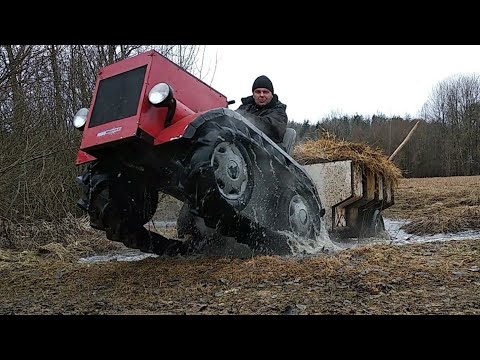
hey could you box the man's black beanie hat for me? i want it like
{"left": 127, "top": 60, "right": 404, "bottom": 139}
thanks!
{"left": 252, "top": 75, "right": 274, "bottom": 94}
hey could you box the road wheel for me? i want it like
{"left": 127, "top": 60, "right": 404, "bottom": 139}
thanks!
{"left": 211, "top": 141, "right": 254, "bottom": 210}
{"left": 277, "top": 190, "right": 319, "bottom": 240}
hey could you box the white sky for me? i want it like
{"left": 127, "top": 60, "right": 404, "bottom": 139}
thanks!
{"left": 201, "top": 45, "right": 480, "bottom": 123}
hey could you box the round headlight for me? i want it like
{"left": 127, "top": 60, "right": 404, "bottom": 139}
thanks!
{"left": 73, "top": 108, "right": 88, "bottom": 129}
{"left": 148, "top": 83, "right": 172, "bottom": 106}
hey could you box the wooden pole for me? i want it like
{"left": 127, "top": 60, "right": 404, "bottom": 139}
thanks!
{"left": 388, "top": 121, "right": 420, "bottom": 161}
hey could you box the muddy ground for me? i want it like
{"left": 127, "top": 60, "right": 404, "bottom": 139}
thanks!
{"left": 1, "top": 176, "right": 479, "bottom": 315}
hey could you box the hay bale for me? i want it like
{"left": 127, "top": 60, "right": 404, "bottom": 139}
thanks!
{"left": 293, "top": 134, "right": 402, "bottom": 187}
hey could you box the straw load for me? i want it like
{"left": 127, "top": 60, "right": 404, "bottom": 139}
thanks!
{"left": 292, "top": 134, "right": 402, "bottom": 188}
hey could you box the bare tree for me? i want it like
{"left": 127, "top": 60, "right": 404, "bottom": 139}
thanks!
{"left": 421, "top": 73, "right": 480, "bottom": 175}
{"left": 0, "top": 45, "right": 217, "bottom": 225}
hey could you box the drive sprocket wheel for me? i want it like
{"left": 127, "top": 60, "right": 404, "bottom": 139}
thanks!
{"left": 78, "top": 162, "right": 158, "bottom": 240}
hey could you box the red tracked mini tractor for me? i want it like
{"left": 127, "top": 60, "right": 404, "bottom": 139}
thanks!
{"left": 74, "top": 50, "right": 394, "bottom": 256}
{"left": 73, "top": 50, "right": 327, "bottom": 256}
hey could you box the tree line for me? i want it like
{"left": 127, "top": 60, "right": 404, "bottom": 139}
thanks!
{"left": 0, "top": 45, "right": 478, "bottom": 224}
{"left": 289, "top": 73, "right": 480, "bottom": 179}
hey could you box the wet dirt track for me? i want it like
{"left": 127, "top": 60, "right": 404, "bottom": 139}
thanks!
{"left": 1, "top": 239, "right": 479, "bottom": 315}
{"left": 2, "top": 176, "right": 480, "bottom": 315}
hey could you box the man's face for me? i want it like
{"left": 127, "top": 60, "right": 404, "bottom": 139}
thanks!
{"left": 253, "top": 88, "right": 273, "bottom": 107}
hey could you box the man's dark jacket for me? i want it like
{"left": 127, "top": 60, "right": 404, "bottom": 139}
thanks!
{"left": 235, "top": 94, "right": 287, "bottom": 144}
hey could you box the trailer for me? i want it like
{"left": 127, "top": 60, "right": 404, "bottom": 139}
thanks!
{"left": 304, "top": 160, "right": 394, "bottom": 240}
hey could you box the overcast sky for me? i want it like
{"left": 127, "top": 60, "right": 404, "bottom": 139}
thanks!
{"left": 201, "top": 45, "right": 480, "bottom": 123}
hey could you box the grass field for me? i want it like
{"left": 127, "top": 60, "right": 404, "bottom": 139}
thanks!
{"left": 383, "top": 175, "right": 480, "bottom": 234}
{"left": 0, "top": 176, "right": 479, "bottom": 314}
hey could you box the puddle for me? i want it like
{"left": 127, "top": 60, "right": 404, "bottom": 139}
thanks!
{"left": 385, "top": 218, "right": 480, "bottom": 245}
{"left": 153, "top": 220, "right": 176, "bottom": 228}
{"left": 79, "top": 248, "right": 158, "bottom": 264}
{"left": 79, "top": 218, "right": 480, "bottom": 263}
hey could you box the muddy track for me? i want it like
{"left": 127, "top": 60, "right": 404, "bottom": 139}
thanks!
{"left": 1, "top": 238, "right": 479, "bottom": 315}
{"left": 2, "top": 176, "right": 480, "bottom": 315}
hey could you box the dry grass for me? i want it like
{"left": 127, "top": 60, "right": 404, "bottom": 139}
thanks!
{"left": 1, "top": 176, "right": 480, "bottom": 314}
{"left": 152, "top": 193, "right": 183, "bottom": 221}
{"left": 1, "top": 239, "right": 479, "bottom": 314}
{"left": 0, "top": 214, "right": 120, "bottom": 258}
{"left": 401, "top": 206, "right": 480, "bottom": 235}
{"left": 383, "top": 176, "right": 480, "bottom": 235}
{"left": 293, "top": 134, "right": 402, "bottom": 187}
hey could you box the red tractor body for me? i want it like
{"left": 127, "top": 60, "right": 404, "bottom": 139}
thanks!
{"left": 76, "top": 50, "right": 227, "bottom": 165}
